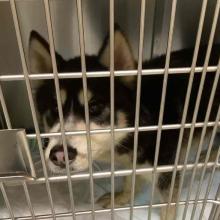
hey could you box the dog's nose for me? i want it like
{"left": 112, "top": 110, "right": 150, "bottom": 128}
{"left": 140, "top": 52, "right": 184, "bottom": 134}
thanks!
{"left": 49, "top": 145, "right": 77, "bottom": 167}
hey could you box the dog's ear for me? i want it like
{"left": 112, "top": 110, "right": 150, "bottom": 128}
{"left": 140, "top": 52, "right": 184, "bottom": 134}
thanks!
{"left": 98, "top": 27, "right": 136, "bottom": 87}
{"left": 35, "top": 80, "right": 56, "bottom": 130}
{"left": 29, "top": 31, "right": 64, "bottom": 73}
{"left": 35, "top": 80, "right": 53, "bottom": 114}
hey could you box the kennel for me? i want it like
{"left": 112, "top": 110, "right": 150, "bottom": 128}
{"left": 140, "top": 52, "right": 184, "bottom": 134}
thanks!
{"left": 0, "top": 0, "right": 220, "bottom": 219}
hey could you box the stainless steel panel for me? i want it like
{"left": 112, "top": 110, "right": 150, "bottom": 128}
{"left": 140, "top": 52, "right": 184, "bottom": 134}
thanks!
{"left": 0, "top": 129, "right": 36, "bottom": 181}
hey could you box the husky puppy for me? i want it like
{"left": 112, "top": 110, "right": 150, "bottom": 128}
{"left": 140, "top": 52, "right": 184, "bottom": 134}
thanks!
{"left": 30, "top": 29, "right": 220, "bottom": 219}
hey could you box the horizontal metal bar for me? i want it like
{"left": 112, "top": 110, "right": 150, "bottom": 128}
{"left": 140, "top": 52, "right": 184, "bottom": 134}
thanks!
{"left": 0, "top": 0, "right": 32, "bottom": 1}
{"left": 3, "top": 0, "right": 43, "bottom": 1}
{"left": 3, "top": 162, "right": 215, "bottom": 184}
{"left": 0, "top": 0, "right": 48, "bottom": 1}
{"left": 0, "top": 66, "right": 218, "bottom": 81}
{"left": 1, "top": 199, "right": 219, "bottom": 220}
{"left": 26, "top": 121, "right": 220, "bottom": 138}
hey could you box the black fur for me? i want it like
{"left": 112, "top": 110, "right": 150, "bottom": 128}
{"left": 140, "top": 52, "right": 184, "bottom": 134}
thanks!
{"left": 139, "top": 46, "right": 220, "bottom": 192}
{"left": 140, "top": 46, "right": 220, "bottom": 164}
{"left": 114, "top": 45, "right": 220, "bottom": 168}
{"left": 32, "top": 30, "right": 220, "bottom": 192}
{"left": 32, "top": 31, "right": 135, "bottom": 132}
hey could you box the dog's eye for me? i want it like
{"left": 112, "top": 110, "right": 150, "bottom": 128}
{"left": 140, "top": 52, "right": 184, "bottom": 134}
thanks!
{"left": 51, "top": 105, "right": 58, "bottom": 115}
{"left": 47, "top": 107, "right": 58, "bottom": 125}
{"left": 54, "top": 106, "right": 58, "bottom": 113}
{"left": 43, "top": 138, "right": 49, "bottom": 149}
{"left": 89, "top": 99, "right": 103, "bottom": 116}
{"left": 51, "top": 95, "right": 59, "bottom": 114}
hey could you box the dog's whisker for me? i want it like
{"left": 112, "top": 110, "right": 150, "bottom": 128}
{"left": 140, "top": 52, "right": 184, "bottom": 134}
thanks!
{"left": 117, "top": 143, "right": 130, "bottom": 151}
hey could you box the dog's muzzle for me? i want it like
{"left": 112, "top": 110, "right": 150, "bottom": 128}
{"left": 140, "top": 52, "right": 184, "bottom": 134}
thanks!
{"left": 49, "top": 145, "right": 77, "bottom": 168}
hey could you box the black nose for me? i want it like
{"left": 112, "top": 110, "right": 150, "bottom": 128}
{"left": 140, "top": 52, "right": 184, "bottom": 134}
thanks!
{"left": 49, "top": 145, "right": 77, "bottom": 167}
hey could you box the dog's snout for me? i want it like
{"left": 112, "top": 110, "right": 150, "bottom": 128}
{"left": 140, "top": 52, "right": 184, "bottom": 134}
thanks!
{"left": 49, "top": 145, "right": 77, "bottom": 167}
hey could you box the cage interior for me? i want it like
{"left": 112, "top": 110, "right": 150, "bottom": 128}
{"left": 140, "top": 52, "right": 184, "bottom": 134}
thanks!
{"left": 0, "top": 0, "right": 219, "bottom": 219}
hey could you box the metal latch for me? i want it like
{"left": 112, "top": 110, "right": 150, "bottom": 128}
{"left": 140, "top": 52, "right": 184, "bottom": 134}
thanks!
{"left": 0, "top": 129, "right": 36, "bottom": 181}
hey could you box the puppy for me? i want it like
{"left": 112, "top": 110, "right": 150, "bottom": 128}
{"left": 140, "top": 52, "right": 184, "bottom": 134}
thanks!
{"left": 29, "top": 29, "right": 220, "bottom": 219}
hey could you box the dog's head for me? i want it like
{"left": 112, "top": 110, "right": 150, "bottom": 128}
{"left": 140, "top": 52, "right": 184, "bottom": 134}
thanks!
{"left": 29, "top": 29, "right": 136, "bottom": 173}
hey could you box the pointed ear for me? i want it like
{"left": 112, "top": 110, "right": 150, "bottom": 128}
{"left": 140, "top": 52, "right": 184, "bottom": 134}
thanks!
{"left": 29, "top": 31, "right": 53, "bottom": 73}
{"left": 98, "top": 28, "right": 136, "bottom": 87}
{"left": 29, "top": 31, "right": 65, "bottom": 74}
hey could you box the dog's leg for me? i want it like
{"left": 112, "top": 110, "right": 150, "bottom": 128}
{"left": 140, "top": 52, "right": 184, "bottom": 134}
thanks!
{"left": 158, "top": 172, "right": 180, "bottom": 220}
{"left": 97, "top": 151, "right": 150, "bottom": 208}
{"left": 97, "top": 174, "right": 131, "bottom": 208}
{"left": 98, "top": 172, "right": 148, "bottom": 208}
{"left": 113, "top": 174, "right": 132, "bottom": 207}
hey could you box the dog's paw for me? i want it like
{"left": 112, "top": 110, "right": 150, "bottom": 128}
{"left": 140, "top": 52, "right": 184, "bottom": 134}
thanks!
{"left": 97, "top": 192, "right": 131, "bottom": 208}
{"left": 114, "top": 192, "right": 131, "bottom": 207}
{"left": 97, "top": 193, "right": 112, "bottom": 208}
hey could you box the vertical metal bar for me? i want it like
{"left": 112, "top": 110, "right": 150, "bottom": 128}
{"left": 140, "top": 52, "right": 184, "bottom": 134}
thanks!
{"left": 213, "top": 207, "right": 220, "bottom": 220}
{"left": 22, "top": 181, "right": 35, "bottom": 219}
{"left": 75, "top": 0, "right": 96, "bottom": 219}
{"left": 43, "top": 1, "right": 76, "bottom": 219}
{"left": 208, "top": 185, "right": 220, "bottom": 220}
{"left": 9, "top": 1, "right": 56, "bottom": 219}
{"left": 130, "top": 0, "right": 146, "bottom": 220}
{"left": 0, "top": 85, "right": 12, "bottom": 128}
{"left": 182, "top": 60, "right": 220, "bottom": 219}
{"left": 199, "top": 143, "right": 220, "bottom": 219}
{"left": 209, "top": 205, "right": 218, "bottom": 220}
{"left": 150, "top": 0, "right": 159, "bottom": 59}
{"left": 148, "top": 0, "right": 177, "bottom": 219}
{"left": 212, "top": 185, "right": 220, "bottom": 220}
{"left": 174, "top": 1, "right": 220, "bottom": 218}
{"left": 164, "top": 1, "right": 208, "bottom": 219}
{"left": 208, "top": 207, "right": 216, "bottom": 220}
{"left": 0, "top": 182, "right": 15, "bottom": 220}
{"left": 109, "top": 0, "right": 115, "bottom": 219}
{"left": 189, "top": 59, "right": 220, "bottom": 220}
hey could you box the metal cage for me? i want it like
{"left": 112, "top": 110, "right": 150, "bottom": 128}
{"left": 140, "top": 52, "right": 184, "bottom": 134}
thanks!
{"left": 0, "top": 0, "right": 219, "bottom": 219}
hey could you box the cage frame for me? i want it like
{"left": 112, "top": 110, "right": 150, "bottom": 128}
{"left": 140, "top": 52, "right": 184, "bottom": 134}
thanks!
{"left": 0, "top": 0, "right": 219, "bottom": 219}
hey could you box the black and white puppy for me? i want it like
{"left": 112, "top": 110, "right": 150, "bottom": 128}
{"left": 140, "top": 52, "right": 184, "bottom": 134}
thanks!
{"left": 29, "top": 29, "right": 220, "bottom": 219}
{"left": 30, "top": 30, "right": 136, "bottom": 173}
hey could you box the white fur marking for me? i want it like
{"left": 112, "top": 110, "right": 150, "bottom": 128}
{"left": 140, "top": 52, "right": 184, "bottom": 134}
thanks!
{"left": 60, "top": 89, "right": 67, "bottom": 105}
{"left": 78, "top": 89, "right": 92, "bottom": 105}
{"left": 44, "top": 110, "right": 129, "bottom": 173}
{"left": 30, "top": 38, "right": 52, "bottom": 73}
